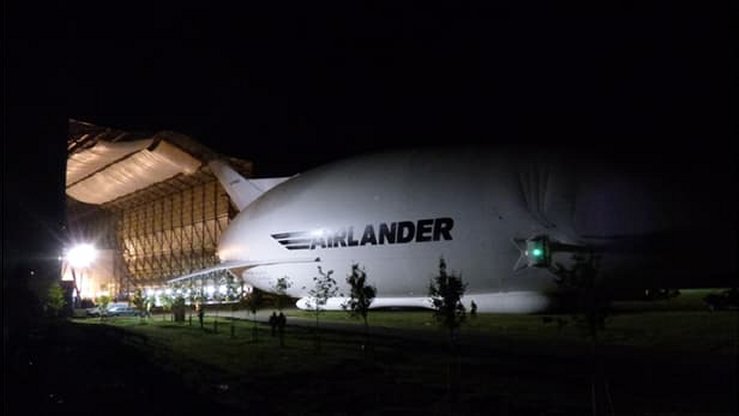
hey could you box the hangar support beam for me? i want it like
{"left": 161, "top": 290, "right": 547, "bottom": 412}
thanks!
{"left": 106, "top": 169, "right": 232, "bottom": 289}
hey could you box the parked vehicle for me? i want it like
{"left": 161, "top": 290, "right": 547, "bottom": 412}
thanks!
{"left": 85, "top": 302, "right": 137, "bottom": 317}
{"left": 107, "top": 305, "right": 140, "bottom": 317}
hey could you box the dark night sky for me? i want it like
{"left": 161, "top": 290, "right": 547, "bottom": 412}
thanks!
{"left": 56, "top": 2, "right": 731, "bottom": 174}
{"left": 4, "top": 1, "right": 735, "bottom": 266}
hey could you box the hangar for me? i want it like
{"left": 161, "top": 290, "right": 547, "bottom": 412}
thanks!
{"left": 64, "top": 119, "right": 253, "bottom": 304}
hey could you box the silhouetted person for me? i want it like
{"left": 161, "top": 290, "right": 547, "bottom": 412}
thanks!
{"left": 197, "top": 304, "right": 204, "bottom": 329}
{"left": 470, "top": 300, "right": 477, "bottom": 318}
{"left": 269, "top": 311, "right": 278, "bottom": 337}
{"left": 277, "top": 312, "right": 286, "bottom": 347}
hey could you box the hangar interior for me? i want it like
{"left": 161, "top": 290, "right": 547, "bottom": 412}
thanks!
{"left": 65, "top": 119, "right": 253, "bottom": 304}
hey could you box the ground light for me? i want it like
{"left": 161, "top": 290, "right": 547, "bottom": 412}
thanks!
{"left": 65, "top": 243, "right": 98, "bottom": 303}
{"left": 66, "top": 243, "right": 98, "bottom": 268}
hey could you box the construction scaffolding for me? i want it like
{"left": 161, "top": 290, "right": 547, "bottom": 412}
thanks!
{"left": 66, "top": 120, "right": 252, "bottom": 300}
{"left": 105, "top": 168, "right": 235, "bottom": 289}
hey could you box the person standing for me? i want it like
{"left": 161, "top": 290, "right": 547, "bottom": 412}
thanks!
{"left": 277, "top": 312, "right": 287, "bottom": 347}
{"left": 197, "top": 303, "right": 205, "bottom": 329}
{"left": 269, "top": 311, "right": 278, "bottom": 337}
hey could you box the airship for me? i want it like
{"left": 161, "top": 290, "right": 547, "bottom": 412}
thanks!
{"left": 170, "top": 146, "right": 735, "bottom": 313}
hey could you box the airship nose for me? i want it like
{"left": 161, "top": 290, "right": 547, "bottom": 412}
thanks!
{"left": 217, "top": 211, "right": 252, "bottom": 261}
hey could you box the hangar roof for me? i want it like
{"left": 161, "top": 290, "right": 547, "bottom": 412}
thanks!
{"left": 67, "top": 119, "right": 252, "bottom": 206}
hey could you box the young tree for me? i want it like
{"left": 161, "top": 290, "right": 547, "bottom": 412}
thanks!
{"left": 306, "top": 266, "right": 338, "bottom": 350}
{"left": 145, "top": 294, "right": 156, "bottom": 318}
{"left": 131, "top": 289, "right": 147, "bottom": 321}
{"left": 271, "top": 276, "right": 293, "bottom": 312}
{"left": 428, "top": 257, "right": 467, "bottom": 405}
{"left": 342, "top": 264, "right": 376, "bottom": 332}
{"left": 428, "top": 257, "right": 467, "bottom": 346}
{"left": 96, "top": 295, "right": 111, "bottom": 320}
{"left": 223, "top": 274, "right": 241, "bottom": 337}
{"left": 270, "top": 277, "right": 293, "bottom": 347}
{"left": 159, "top": 292, "right": 174, "bottom": 321}
{"left": 188, "top": 284, "right": 203, "bottom": 325}
{"left": 342, "top": 264, "right": 377, "bottom": 354}
{"left": 242, "top": 288, "right": 264, "bottom": 341}
{"left": 550, "top": 252, "right": 609, "bottom": 341}
{"left": 223, "top": 273, "right": 241, "bottom": 302}
{"left": 172, "top": 295, "right": 187, "bottom": 322}
{"left": 44, "top": 281, "right": 67, "bottom": 319}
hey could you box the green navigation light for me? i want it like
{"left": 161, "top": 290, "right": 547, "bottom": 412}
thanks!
{"left": 525, "top": 236, "right": 550, "bottom": 267}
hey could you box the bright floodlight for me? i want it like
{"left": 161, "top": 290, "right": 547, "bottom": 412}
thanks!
{"left": 66, "top": 243, "right": 98, "bottom": 268}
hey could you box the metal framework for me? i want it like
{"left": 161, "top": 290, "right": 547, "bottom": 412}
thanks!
{"left": 104, "top": 166, "right": 243, "bottom": 292}
{"left": 67, "top": 119, "right": 254, "bottom": 298}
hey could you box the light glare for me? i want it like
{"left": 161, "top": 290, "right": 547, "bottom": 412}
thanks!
{"left": 66, "top": 243, "right": 98, "bottom": 268}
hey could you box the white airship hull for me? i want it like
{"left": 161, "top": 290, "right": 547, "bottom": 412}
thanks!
{"left": 206, "top": 146, "right": 735, "bottom": 313}
{"left": 216, "top": 148, "right": 586, "bottom": 313}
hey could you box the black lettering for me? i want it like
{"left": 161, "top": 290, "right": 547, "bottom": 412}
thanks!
{"left": 310, "top": 237, "right": 327, "bottom": 250}
{"left": 294, "top": 218, "right": 453, "bottom": 250}
{"left": 416, "top": 219, "right": 434, "bottom": 242}
{"left": 360, "top": 225, "right": 377, "bottom": 246}
{"left": 397, "top": 221, "right": 416, "bottom": 243}
{"left": 333, "top": 229, "right": 347, "bottom": 247}
{"left": 347, "top": 227, "right": 359, "bottom": 246}
{"left": 433, "top": 217, "right": 454, "bottom": 241}
{"left": 378, "top": 223, "right": 396, "bottom": 244}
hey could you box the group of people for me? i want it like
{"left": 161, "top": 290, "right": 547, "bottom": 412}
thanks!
{"left": 194, "top": 304, "right": 288, "bottom": 341}
{"left": 268, "top": 311, "right": 287, "bottom": 337}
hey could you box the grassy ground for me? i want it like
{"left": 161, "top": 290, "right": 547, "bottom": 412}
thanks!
{"left": 286, "top": 288, "right": 737, "bottom": 354}
{"left": 64, "top": 290, "right": 737, "bottom": 415}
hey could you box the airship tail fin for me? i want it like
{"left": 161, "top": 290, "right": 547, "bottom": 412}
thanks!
{"left": 208, "top": 160, "right": 292, "bottom": 211}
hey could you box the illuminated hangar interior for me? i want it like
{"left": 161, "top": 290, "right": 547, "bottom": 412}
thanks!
{"left": 64, "top": 119, "right": 253, "bottom": 304}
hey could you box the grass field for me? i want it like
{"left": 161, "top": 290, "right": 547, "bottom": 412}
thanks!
{"left": 71, "top": 289, "right": 737, "bottom": 415}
